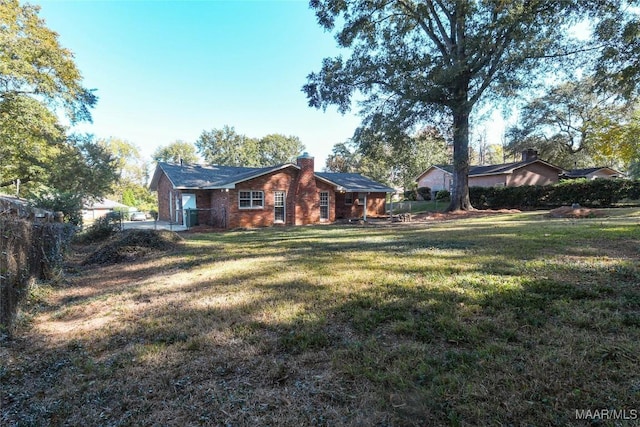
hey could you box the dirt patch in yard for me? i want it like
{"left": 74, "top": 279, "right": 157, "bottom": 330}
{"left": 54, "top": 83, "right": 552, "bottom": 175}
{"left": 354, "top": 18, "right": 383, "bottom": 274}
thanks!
{"left": 413, "top": 208, "right": 522, "bottom": 221}
{"left": 548, "top": 206, "right": 605, "bottom": 218}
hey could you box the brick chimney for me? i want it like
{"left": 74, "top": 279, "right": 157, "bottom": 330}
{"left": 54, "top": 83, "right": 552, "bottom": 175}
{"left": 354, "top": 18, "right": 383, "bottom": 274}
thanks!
{"left": 296, "top": 152, "right": 314, "bottom": 174}
{"left": 522, "top": 149, "right": 538, "bottom": 162}
{"left": 294, "top": 152, "right": 318, "bottom": 225}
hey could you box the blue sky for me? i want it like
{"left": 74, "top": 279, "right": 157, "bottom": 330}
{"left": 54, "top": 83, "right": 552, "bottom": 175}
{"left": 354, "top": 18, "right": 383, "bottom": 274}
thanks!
{"left": 33, "top": 0, "right": 362, "bottom": 168}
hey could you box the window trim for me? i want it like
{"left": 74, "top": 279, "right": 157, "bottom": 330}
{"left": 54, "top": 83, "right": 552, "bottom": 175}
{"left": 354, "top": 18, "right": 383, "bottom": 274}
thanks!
{"left": 274, "top": 191, "right": 285, "bottom": 223}
{"left": 320, "top": 191, "right": 329, "bottom": 221}
{"left": 344, "top": 192, "right": 365, "bottom": 206}
{"left": 344, "top": 192, "right": 353, "bottom": 205}
{"left": 238, "top": 190, "right": 264, "bottom": 209}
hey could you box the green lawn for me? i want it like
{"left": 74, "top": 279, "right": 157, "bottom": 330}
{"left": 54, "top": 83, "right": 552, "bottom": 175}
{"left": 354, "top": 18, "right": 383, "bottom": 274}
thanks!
{"left": 2, "top": 209, "right": 639, "bottom": 426}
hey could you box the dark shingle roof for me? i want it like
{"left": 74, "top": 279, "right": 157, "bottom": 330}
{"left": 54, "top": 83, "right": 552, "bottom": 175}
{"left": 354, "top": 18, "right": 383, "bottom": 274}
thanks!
{"left": 428, "top": 159, "right": 563, "bottom": 178}
{"left": 150, "top": 162, "right": 395, "bottom": 193}
{"left": 316, "top": 172, "right": 395, "bottom": 192}
{"left": 149, "top": 162, "right": 292, "bottom": 190}
{"left": 562, "top": 167, "right": 622, "bottom": 178}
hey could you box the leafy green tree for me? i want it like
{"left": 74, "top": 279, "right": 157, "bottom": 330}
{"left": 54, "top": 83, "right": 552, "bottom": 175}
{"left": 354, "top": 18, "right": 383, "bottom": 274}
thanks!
{"left": 99, "top": 138, "right": 156, "bottom": 210}
{"left": 0, "top": 0, "right": 115, "bottom": 222}
{"left": 0, "top": 95, "right": 65, "bottom": 190}
{"left": 48, "top": 137, "right": 118, "bottom": 199}
{"left": 122, "top": 188, "right": 137, "bottom": 207}
{"left": 0, "top": 0, "right": 97, "bottom": 122}
{"left": 99, "top": 138, "right": 148, "bottom": 186}
{"left": 304, "top": 0, "right": 624, "bottom": 211}
{"left": 395, "top": 127, "right": 449, "bottom": 190}
{"left": 196, "top": 126, "right": 305, "bottom": 167}
{"left": 326, "top": 127, "right": 448, "bottom": 191}
{"left": 153, "top": 140, "right": 199, "bottom": 164}
{"left": 591, "top": 107, "right": 640, "bottom": 170}
{"left": 325, "top": 140, "right": 362, "bottom": 173}
{"left": 196, "top": 125, "right": 259, "bottom": 167}
{"left": 30, "top": 138, "right": 118, "bottom": 224}
{"left": 258, "top": 134, "right": 305, "bottom": 165}
{"left": 593, "top": 4, "right": 640, "bottom": 99}
{"left": 505, "top": 78, "right": 632, "bottom": 169}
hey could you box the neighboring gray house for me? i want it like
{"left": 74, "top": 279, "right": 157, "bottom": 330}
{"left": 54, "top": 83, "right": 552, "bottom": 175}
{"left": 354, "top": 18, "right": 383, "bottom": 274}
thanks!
{"left": 561, "top": 167, "right": 624, "bottom": 180}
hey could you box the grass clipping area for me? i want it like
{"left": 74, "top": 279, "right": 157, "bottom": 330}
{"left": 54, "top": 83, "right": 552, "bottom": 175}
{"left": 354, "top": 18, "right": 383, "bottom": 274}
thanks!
{"left": 2, "top": 209, "right": 639, "bottom": 425}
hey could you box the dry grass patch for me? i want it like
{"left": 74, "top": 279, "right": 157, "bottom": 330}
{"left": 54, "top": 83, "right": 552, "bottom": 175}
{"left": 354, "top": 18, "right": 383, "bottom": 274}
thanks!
{"left": 2, "top": 211, "right": 640, "bottom": 425}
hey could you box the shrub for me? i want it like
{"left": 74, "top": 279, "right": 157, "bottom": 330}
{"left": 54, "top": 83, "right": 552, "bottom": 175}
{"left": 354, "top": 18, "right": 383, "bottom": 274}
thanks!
{"left": 1, "top": 219, "right": 74, "bottom": 330}
{"left": 113, "top": 206, "right": 131, "bottom": 221}
{"left": 403, "top": 189, "right": 418, "bottom": 201}
{"left": 469, "top": 179, "right": 639, "bottom": 210}
{"left": 75, "top": 215, "right": 121, "bottom": 244}
{"left": 417, "top": 187, "right": 431, "bottom": 201}
{"left": 30, "top": 191, "right": 84, "bottom": 226}
{"left": 435, "top": 189, "right": 450, "bottom": 201}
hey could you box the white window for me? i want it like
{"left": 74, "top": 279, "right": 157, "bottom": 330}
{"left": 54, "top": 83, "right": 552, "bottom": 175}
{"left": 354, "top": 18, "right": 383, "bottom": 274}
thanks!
{"left": 239, "top": 190, "right": 264, "bottom": 209}
{"left": 274, "top": 191, "right": 285, "bottom": 222}
{"left": 320, "top": 192, "right": 329, "bottom": 220}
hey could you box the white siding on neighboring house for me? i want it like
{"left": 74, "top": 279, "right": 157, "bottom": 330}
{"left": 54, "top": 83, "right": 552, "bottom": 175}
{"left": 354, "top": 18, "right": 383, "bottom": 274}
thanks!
{"left": 417, "top": 167, "right": 452, "bottom": 191}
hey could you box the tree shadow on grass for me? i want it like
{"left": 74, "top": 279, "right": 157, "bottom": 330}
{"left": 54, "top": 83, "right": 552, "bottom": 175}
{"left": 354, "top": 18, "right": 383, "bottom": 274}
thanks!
{"left": 3, "top": 218, "right": 640, "bottom": 425}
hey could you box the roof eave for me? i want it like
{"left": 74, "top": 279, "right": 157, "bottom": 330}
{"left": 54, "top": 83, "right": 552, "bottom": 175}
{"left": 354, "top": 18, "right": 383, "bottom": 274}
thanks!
{"left": 314, "top": 173, "right": 340, "bottom": 188}
{"left": 340, "top": 188, "right": 396, "bottom": 193}
{"left": 149, "top": 163, "right": 176, "bottom": 191}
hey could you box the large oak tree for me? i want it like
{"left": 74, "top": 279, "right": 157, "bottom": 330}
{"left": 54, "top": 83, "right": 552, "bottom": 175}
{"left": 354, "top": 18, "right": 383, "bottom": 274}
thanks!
{"left": 0, "top": 0, "right": 116, "bottom": 220}
{"left": 304, "top": 0, "right": 627, "bottom": 211}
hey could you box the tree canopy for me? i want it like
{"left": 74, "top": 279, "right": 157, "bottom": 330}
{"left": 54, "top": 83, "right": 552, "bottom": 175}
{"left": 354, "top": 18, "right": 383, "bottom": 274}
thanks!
{"left": 506, "top": 77, "right": 638, "bottom": 170}
{"left": 99, "top": 138, "right": 156, "bottom": 212}
{"left": 195, "top": 126, "right": 305, "bottom": 167}
{"left": 327, "top": 127, "right": 449, "bottom": 191}
{"left": 153, "top": 140, "right": 199, "bottom": 164}
{"left": 0, "top": 0, "right": 97, "bottom": 122}
{"left": 0, "top": 1, "right": 115, "bottom": 222}
{"left": 304, "top": 0, "right": 632, "bottom": 210}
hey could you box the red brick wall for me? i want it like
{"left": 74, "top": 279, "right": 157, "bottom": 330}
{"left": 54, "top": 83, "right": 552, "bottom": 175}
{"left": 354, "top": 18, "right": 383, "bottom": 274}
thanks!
{"left": 227, "top": 168, "right": 298, "bottom": 228}
{"left": 156, "top": 174, "right": 175, "bottom": 222}
{"left": 335, "top": 192, "right": 387, "bottom": 219}
{"left": 294, "top": 156, "right": 318, "bottom": 225}
{"left": 207, "top": 190, "right": 231, "bottom": 228}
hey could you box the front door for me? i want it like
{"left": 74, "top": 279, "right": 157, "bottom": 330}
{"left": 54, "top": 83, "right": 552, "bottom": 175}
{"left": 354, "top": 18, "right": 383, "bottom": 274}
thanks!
{"left": 274, "top": 191, "right": 285, "bottom": 223}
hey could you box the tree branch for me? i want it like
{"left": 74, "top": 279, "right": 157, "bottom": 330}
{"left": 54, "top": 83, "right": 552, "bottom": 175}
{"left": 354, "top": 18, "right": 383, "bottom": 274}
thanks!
{"left": 396, "top": 0, "right": 451, "bottom": 62}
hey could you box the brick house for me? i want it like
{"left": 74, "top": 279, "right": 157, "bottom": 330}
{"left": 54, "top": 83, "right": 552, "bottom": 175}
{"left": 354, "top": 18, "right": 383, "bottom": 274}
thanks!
{"left": 149, "top": 153, "right": 395, "bottom": 228}
{"left": 416, "top": 149, "right": 565, "bottom": 191}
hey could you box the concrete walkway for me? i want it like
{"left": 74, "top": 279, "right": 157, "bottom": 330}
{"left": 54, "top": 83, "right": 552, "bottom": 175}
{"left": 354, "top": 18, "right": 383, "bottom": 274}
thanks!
{"left": 121, "top": 220, "right": 188, "bottom": 232}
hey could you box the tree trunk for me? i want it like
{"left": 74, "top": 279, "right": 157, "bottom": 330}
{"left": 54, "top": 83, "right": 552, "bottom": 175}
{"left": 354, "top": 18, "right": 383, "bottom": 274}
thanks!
{"left": 446, "top": 106, "right": 474, "bottom": 211}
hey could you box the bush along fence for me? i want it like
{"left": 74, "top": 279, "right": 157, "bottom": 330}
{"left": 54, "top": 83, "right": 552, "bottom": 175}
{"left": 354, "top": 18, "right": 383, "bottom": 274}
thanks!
{"left": 0, "top": 201, "right": 75, "bottom": 333}
{"left": 469, "top": 179, "right": 640, "bottom": 210}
